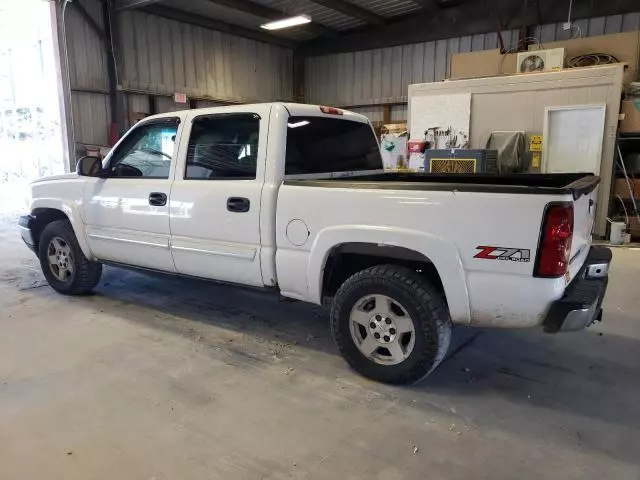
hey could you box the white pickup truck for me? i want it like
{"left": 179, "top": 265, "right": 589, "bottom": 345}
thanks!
{"left": 19, "top": 103, "right": 611, "bottom": 384}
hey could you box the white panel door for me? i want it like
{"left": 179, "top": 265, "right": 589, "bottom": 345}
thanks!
{"left": 543, "top": 105, "right": 606, "bottom": 174}
{"left": 169, "top": 106, "right": 271, "bottom": 287}
{"left": 83, "top": 118, "right": 181, "bottom": 272}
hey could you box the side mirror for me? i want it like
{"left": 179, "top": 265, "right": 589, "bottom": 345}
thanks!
{"left": 76, "top": 156, "right": 103, "bottom": 177}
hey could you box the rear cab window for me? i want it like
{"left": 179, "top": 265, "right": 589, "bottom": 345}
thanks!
{"left": 285, "top": 116, "right": 382, "bottom": 176}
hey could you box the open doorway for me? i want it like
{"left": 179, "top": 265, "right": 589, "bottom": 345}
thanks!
{"left": 0, "top": 0, "right": 65, "bottom": 217}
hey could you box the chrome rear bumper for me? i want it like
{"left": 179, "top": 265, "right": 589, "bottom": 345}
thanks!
{"left": 543, "top": 246, "right": 611, "bottom": 333}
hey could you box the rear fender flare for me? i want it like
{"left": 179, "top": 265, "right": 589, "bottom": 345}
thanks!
{"left": 307, "top": 225, "right": 471, "bottom": 324}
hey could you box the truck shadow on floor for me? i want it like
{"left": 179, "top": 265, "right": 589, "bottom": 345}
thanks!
{"left": 78, "top": 266, "right": 640, "bottom": 465}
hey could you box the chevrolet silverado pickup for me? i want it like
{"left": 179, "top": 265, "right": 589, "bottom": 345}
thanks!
{"left": 19, "top": 103, "right": 611, "bottom": 384}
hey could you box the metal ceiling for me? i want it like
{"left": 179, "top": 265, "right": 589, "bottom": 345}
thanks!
{"left": 118, "top": 0, "right": 455, "bottom": 41}
{"left": 251, "top": 0, "right": 367, "bottom": 31}
{"left": 344, "top": 0, "right": 422, "bottom": 18}
{"left": 116, "top": 0, "right": 640, "bottom": 51}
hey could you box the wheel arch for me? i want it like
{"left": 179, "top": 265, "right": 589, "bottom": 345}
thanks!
{"left": 307, "top": 226, "right": 471, "bottom": 324}
{"left": 30, "top": 200, "right": 93, "bottom": 259}
{"left": 330, "top": 263, "right": 453, "bottom": 384}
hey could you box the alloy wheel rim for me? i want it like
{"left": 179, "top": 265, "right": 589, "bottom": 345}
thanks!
{"left": 47, "top": 236, "right": 74, "bottom": 282}
{"left": 349, "top": 294, "right": 416, "bottom": 366}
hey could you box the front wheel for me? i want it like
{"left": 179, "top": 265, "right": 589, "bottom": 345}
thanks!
{"left": 38, "top": 219, "right": 102, "bottom": 295}
{"left": 330, "top": 265, "right": 451, "bottom": 384}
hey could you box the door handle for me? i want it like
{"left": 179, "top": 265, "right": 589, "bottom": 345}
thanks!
{"left": 227, "top": 197, "right": 250, "bottom": 213}
{"left": 149, "top": 192, "right": 167, "bottom": 206}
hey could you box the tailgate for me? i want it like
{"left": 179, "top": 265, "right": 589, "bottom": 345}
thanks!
{"left": 568, "top": 186, "right": 598, "bottom": 278}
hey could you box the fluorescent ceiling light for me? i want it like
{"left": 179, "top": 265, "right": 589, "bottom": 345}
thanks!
{"left": 287, "top": 120, "right": 310, "bottom": 128}
{"left": 261, "top": 15, "right": 311, "bottom": 31}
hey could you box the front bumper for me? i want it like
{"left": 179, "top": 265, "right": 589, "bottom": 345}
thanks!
{"left": 543, "top": 246, "right": 612, "bottom": 333}
{"left": 18, "top": 215, "right": 36, "bottom": 253}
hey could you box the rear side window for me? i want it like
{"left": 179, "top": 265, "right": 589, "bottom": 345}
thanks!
{"left": 186, "top": 113, "right": 259, "bottom": 180}
{"left": 285, "top": 116, "right": 382, "bottom": 175}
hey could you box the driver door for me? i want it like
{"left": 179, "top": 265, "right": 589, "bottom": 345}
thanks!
{"left": 83, "top": 117, "right": 183, "bottom": 272}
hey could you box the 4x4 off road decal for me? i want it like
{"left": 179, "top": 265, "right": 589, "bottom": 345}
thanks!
{"left": 474, "top": 246, "right": 531, "bottom": 263}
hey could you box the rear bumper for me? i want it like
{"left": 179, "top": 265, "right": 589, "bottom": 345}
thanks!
{"left": 543, "top": 246, "right": 611, "bottom": 333}
{"left": 18, "top": 215, "right": 36, "bottom": 253}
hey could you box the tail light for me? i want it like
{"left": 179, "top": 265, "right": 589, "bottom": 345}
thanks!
{"left": 319, "top": 106, "right": 343, "bottom": 115}
{"left": 534, "top": 202, "right": 574, "bottom": 277}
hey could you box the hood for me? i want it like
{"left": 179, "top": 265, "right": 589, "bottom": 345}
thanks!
{"left": 31, "top": 173, "right": 79, "bottom": 184}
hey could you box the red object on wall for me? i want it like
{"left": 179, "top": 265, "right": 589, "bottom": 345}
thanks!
{"left": 407, "top": 140, "right": 425, "bottom": 153}
{"left": 108, "top": 122, "right": 120, "bottom": 146}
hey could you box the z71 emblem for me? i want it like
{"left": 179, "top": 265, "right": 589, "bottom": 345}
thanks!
{"left": 474, "top": 246, "right": 531, "bottom": 263}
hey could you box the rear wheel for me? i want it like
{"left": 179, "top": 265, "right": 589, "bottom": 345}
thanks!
{"left": 38, "top": 220, "right": 102, "bottom": 295}
{"left": 331, "top": 265, "right": 451, "bottom": 384}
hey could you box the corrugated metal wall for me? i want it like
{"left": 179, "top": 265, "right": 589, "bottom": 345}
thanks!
{"left": 308, "top": 13, "right": 640, "bottom": 123}
{"left": 63, "top": 3, "right": 294, "bottom": 147}
{"left": 64, "top": 0, "right": 111, "bottom": 146}
{"left": 305, "top": 30, "right": 519, "bottom": 108}
{"left": 65, "top": 1, "right": 108, "bottom": 91}
{"left": 127, "top": 93, "right": 150, "bottom": 117}
{"left": 70, "top": 92, "right": 111, "bottom": 147}
{"left": 118, "top": 11, "right": 293, "bottom": 103}
{"left": 534, "top": 13, "right": 640, "bottom": 42}
{"left": 63, "top": 4, "right": 639, "bottom": 144}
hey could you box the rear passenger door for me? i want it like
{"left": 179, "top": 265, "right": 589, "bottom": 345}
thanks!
{"left": 169, "top": 107, "right": 270, "bottom": 287}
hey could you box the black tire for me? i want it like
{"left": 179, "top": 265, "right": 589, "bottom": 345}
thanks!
{"left": 38, "top": 219, "right": 102, "bottom": 295}
{"left": 330, "top": 265, "right": 451, "bottom": 384}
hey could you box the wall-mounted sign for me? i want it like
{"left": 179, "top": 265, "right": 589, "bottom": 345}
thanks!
{"left": 529, "top": 134, "right": 543, "bottom": 152}
{"left": 531, "top": 152, "right": 541, "bottom": 168}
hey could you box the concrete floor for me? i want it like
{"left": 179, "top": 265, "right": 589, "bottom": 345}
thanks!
{"left": 1, "top": 217, "right": 639, "bottom": 480}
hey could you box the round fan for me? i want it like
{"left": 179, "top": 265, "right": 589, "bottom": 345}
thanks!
{"left": 520, "top": 54, "right": 545, "bottom": 72}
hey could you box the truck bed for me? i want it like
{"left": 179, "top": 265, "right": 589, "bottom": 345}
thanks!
{"left": 286, "top": 172, "right": 600, "bottom": 200}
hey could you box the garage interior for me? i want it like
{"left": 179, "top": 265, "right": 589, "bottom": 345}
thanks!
{"left": 1, "top": 0, "right": 640, "bottom": 478}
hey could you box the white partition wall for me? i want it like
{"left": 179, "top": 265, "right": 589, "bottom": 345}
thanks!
{"left": 408, "top": 65, "right": 625, "bottom": 237}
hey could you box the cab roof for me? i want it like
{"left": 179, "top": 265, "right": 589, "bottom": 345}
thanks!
{"left": 139, "top": 102, "right": 370, "bottom": 125}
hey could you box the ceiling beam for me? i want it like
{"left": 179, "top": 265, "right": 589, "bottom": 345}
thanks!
{"left": 205, "top": 0, "right": 339, "bottom": 38}
{"left": 114, "top": 0, "right": 164, "bottom": 11}
{"left": 308, "top": 0, "right": 386, "bottom": 25}
{"left": 409, "top": 0, "right": 439, "bottom": 8}
{"left": 303, "top": 0, "right": 640, "bottom": 55}
{"left": 206, "top": 0, "right": 288, "bottom": 19}
{"left": 140, "top": 4, "right": 296, "bottom": 48}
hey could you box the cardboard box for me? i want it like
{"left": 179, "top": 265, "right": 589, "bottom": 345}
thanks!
{"left": 450, "top": 49, "right": 518, "bottom": 79}
{"left": 613, "top": 178, "right": 640, "bottom": 199}
{"left": 620, "top": 100, "right": 640, "bottom": 133}
{"left": 382, "top": 123, "right": 407, "bottom": 134}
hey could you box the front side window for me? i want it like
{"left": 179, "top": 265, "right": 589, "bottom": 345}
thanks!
{"left": 185, "top": 113, "right": 260, "bottom": 180}
{"left": 285, "top": 116, "right": 382, "bottom": 175}
{"left": 108, "top": 120, "right": 179, "bottom": 179}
